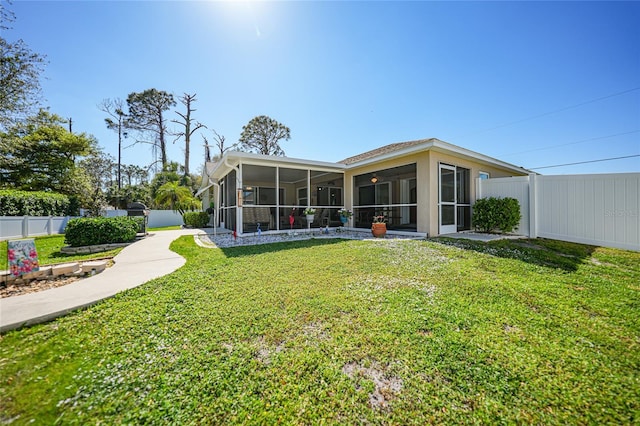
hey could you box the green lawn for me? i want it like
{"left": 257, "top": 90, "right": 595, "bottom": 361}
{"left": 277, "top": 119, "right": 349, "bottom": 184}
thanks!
{"left": 1, "top": 237, "right": 638, "bottom": 424}
{"left": 148, "top": 225, "right": 183, "bottom": 232}
{"left": 0, "top": 235, "right": 123, "bottom": 270}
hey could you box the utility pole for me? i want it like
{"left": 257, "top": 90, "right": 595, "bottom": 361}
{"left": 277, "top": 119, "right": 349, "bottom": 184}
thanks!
{"left": 68, "top": 117, "right": 72, "bottom": 133}
{"left": 99, "top": 99, "right": 127, "bottom": 190}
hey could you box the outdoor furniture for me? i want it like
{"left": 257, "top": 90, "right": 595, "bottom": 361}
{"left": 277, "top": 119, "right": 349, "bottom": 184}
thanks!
{"left": 243, "top": 207, "right": 273, "bottom": 232}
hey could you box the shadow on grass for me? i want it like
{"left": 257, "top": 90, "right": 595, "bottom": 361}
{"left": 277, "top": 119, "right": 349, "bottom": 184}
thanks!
{"left": 431, "top": 237, "right": 597, "bottom": 272}
{"left": 219, "top": 237, "right": 347, "bottom": 258}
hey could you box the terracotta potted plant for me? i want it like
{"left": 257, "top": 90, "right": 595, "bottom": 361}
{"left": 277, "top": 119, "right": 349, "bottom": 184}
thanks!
{"left": 371, "top": 215, "right": 387, "bottom": 238}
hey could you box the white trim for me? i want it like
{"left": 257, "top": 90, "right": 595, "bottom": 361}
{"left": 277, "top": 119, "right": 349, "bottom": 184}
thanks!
{"left": 195, "top": 183, "right": 213, "bottom": 197}
{"left": 202, "top": 139, "right": 530, "bottom": 185}
{"left": 439, "top": 163, "right": 457, "bottom": 234}
{"left": 344, "top": 139, "right": 531, "bottom": 175}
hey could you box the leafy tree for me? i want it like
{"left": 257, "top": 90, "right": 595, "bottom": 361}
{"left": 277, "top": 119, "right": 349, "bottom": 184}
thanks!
{"left": 122, "top": 164, "right": 148, "bottom": 186}
{"left": 78, "top": 149, "right": 115, "bottom": 191}
{"left": 76, "top": 149, "right": 116, "bottom": 214}
{"left": 126, "top": 88, "right": 175, "bottom": 170}
{"left": 106, "top": 183, "right": 151, "bottom": 210}
{"left": 238, "top": 115, "right": 290, "bottom": 156}
{"left": 154, "top": 181, "right": 200, "bottom": 222}
{"left": 98, "top": 98, "right": 128, "bottom": 189}
{"left": 0, "top": 110, "right": 95, "bottom": 194}
{"left": 148, "top": 162, "right": 181, "bottom": 206}
{"left": 0, "top": 2, "right": 47, "bottom": 129}
{"left": 172, "top": 93, "right": 205, "bottom": 177}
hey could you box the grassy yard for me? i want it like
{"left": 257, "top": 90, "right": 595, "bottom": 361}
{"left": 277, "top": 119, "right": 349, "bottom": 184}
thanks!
{"left": 0, "top": 235, "right": 123, "bottom": 270}
{"left": 0, "top": 237, "right": 638, "bottom": 424}
{"left": 148, "top": 225, "right": 183, "bottom": 232}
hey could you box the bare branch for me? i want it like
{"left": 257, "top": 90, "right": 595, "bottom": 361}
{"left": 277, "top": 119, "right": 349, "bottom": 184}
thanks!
{"left": 172, "top": 92, "right": 206, "bottom": 175}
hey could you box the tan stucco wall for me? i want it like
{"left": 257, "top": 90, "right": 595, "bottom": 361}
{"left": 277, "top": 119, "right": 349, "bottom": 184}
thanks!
{"left": 426, "top": 150, "right": 527, "bottom": 236}
{"left": 346, "top": 150, "right": 527, "bottom": 236}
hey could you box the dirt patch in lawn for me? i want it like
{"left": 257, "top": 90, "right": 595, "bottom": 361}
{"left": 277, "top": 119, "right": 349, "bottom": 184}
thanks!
{"left": 342, "top": 360, "right": 403, "bottom": 410}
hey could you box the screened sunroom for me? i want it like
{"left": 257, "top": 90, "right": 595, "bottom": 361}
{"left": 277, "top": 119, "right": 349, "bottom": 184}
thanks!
{"left": 204, "top": 152, "right": 346, "bottom": 234}
{"left": 352, "top": 163, "right": 418, "bottom": 232}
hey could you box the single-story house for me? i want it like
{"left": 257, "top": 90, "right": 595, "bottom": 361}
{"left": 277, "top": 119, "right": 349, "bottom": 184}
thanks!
{"left": 197, "top": 138, "right": 531, "bottom": 236}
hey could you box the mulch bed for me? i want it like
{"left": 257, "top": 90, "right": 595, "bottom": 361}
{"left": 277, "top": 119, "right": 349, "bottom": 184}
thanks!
{"left": 1, "top": 258, "right": 114, "bottom": 298}
{"left": 0, "top": 275, "right": 81, "bottom": 298}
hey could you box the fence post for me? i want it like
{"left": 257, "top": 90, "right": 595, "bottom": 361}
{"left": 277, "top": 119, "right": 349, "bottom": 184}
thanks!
{"left": 48, "top": 215, "right": 53, "bottom": 235}
{"left": 476, "top": 177, "right": 482, "bottom": 200}
{"left": 528, "top": 173, "right": 537, "bottom": 238}
{"left": 22, "top": 215, "right": 29, "bottom": 238}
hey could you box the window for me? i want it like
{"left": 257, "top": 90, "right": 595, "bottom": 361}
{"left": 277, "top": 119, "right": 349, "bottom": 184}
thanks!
{"left": 317, "top": 186, "right": 342, "bottom": 206}
{"left": 356, "top": 183, "right": 390, "bottom": 206}
{"left": 297, "top": 187, "right": 307, "bottom": 207}
{"left": 242, "top": 186, "right": 283, "bottom": 205}
{"left": 479, "top": 171, "right": 490, "bottom": 180}
{"left": 243, "top": 187, "right": 255, "bottom": 205}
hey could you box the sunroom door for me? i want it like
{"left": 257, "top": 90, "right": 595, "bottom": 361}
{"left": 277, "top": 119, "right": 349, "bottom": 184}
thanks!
{"left": 439, "top": 164, "right": 457, "bottom": 234}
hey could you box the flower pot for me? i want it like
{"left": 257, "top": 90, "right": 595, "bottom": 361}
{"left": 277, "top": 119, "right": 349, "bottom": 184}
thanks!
{"left": 340, "top": 216, "right": 348, "bottom": 225}
{"left": 371, "top": 223, "right": 387, "bottom": 238}
{"left": 306, "top": 214, "right": 315, "bottom": 223}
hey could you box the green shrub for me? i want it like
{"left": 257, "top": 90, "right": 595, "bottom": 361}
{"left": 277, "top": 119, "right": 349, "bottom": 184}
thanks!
{"left": 64, "top": 216, "right": 142, "bottom": 247}
{"left": 0, "top": 190, "right": 72, "bottom": 216}
{"left": 472, "top": 197, "right": 521, "bottom": 233}
{"left": 183, "top": 211, "right": 210, "bottom": 228}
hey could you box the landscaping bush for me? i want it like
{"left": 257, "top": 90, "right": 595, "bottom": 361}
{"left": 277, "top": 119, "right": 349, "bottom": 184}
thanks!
{"left": 64, "top": 216, "right": 142, "bottom": 247}
{"left": 183, "top": 211, "right": 210, "bottom": 228}
{"left": 472, "top": 197, "right": 521, "bottom": 233}
{"left": 0, "top": 190, "right": 73, "bottom": 216}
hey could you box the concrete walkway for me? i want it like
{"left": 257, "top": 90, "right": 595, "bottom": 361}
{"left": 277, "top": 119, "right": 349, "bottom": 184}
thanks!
{"left": 0, "top": 229, "right": 199, "bottom": 333}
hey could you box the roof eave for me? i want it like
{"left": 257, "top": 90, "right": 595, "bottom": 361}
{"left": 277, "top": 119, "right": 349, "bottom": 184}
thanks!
{"left": 205, "top": 151, "right": 346, "bottom": 182}
{"left": 430, "top": 140, "right": 533, "bottom": 175}
{"left": 344, "top": 139, "right": 531, "bottom": 175}
{"left": 343, "top": 140, "right": 437, "bottom": 168}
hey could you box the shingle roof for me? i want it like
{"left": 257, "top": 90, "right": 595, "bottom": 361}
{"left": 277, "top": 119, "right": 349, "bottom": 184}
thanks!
{"left": 338, "top": 138, "right": 438, "bottom": 165}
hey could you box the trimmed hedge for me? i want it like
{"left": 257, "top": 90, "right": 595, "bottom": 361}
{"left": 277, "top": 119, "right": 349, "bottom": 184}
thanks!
{"left": 183, "top": 211, "right": 210, "bottom": 228}
{"left": 0, "top": 190, "right": 72, "bottom": 216}
{"left": 64, "top": 216, "right": 142, "bottom": 247}
{"left": 472, "top": 197, "right": 521, "bottom": 233}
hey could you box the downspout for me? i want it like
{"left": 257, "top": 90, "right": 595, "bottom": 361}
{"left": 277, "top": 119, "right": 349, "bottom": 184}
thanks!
{"left": 211, "top": 181, "right": 220, "bottom": 238}
{"left": 224, "top": 157, "right": 242, "bottom": 235}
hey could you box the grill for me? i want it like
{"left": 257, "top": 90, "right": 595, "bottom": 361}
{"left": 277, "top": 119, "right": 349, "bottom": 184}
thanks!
{"left": 126, "top": 202, "right": 149, "bottom": 234}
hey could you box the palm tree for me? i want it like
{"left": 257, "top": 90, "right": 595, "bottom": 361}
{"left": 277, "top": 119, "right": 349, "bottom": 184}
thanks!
{"left": 154, "top": 181, "right": 200, "bottom": 222}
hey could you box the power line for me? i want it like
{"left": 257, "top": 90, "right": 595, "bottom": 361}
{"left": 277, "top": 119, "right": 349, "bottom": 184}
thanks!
{"left": 456, "top": 86, "right": 640, "bottom": 138}
{"left": 499, "top": 130, "right": 640, "bottom": 157}
{"left": 529, "top": 154, "right": 640, "bottom": 170}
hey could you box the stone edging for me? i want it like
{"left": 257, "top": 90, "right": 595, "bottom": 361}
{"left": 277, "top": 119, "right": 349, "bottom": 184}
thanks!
{"left": 1, "top": 259, "right": 109, "bottom": 284}
{"left": 59, "top": 242, "right": 131, "bottom": 254}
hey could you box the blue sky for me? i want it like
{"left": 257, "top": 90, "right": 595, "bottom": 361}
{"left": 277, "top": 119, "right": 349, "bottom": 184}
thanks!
{"left": 7, "top": 0, "right": 640, "bottom": 175}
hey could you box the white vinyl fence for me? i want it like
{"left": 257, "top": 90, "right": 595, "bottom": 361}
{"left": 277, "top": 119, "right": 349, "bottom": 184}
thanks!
{"left": 102, "top": 209, "right": 184, "bottom": 229}
{"left": 477, "top": 173, "right": 640, "bottom": 251}
{"left": 0, "top": 210, "right": 186, "bottom": 241}
{"left": 0, "top": 216, "right": 76, "bottom": 241}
